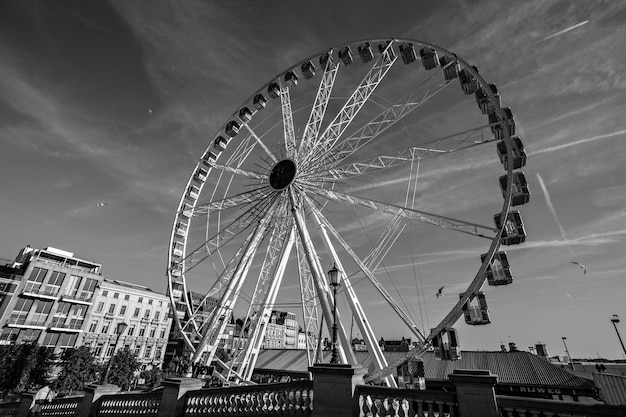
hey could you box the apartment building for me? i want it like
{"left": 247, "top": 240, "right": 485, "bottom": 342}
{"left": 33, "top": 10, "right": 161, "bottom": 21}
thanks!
{"left": 83, "top": 279, "right": 172, "bottom": 370}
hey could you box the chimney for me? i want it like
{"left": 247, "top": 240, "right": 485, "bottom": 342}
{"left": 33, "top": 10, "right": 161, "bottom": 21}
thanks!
{"left": 508, "top": 342, "right": 518, "bottom": 352}
{"left": 500, "top": 342, "right": 507, "bottom": 352}
{"left": 535, "top": 342, "right": 549, "bottom": 357}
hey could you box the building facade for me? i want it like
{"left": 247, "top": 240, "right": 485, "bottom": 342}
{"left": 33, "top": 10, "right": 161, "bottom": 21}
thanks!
{"left": 0, "top": 246, "right": 102, "bottom": 353}
{"left": 83, "top": 279, "right": 172, "bottom": 370}
{"left": 261, "top": 310, "right": 300, "bottom": 350}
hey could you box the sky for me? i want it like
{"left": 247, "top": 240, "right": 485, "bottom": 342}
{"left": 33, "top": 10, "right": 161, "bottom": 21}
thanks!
{"left": 1, "top": 0, "right": 626, "bottom": 360}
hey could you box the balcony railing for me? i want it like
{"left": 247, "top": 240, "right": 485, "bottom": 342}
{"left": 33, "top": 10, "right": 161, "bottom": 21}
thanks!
{"left": 61, "top": 290, "right": 94, "bottom": 303}
{"left": 22, "top": 283, "right": 61, "bottom": 298}
{"left": 7, "top": 315, "right": 48, "bottom": 327}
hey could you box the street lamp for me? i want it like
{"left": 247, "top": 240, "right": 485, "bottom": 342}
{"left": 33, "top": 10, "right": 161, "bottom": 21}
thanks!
{"left": 611, "top": 314, "right": 626, "bottom": 357}
{"left": 328, "top": 263, "right": 341, "bottom": 364}
{"left": 102, "top": 321, "right": 128, "bottom": 385}
{"left": 561, "top": 336, "right": 574, "bottom": 370}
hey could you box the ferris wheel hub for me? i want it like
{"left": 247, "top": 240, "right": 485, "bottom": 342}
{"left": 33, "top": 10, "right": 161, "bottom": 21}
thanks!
{"left": 269, "top": 159, "right": 297, "bottom": 190}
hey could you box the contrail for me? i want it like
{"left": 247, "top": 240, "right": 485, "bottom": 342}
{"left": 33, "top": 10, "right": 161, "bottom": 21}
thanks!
{"left": 534, "top": 20, "right": 589, "bottom": 45}
{"left": 529, "top": 129, "right": 626, "bottom": 157}
{"left": 536, "top": 173, "right": 575, "bottom": 255}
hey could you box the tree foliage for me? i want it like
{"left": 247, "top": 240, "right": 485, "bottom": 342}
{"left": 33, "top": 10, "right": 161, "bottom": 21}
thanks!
{"left": 0, "top": 343, "right": 54, "bottom": 394}
{"left": 52, "top": 346, "right": 100, "bottom": 395}
{"left": 107, "top": 347, "right": 140, "bottom": 390}
{"left": 140, "top": 367, "right": 163, "bottom": 389}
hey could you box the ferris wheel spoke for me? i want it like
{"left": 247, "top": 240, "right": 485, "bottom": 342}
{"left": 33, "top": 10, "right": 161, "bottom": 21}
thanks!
{"left": 305, "top": 72, "right": 453, "bottom": 173}
{"left": 279, "top": 83, "right": 297, "bottom": 159}
{"left": 243, "top": 123, "right": 278, "bottom": 164}
{"left": 297, "top": 59, "right": 340, "bottom": 162}
{"left": 192, "top": 197, "right": 279, "bottom": 364}
{"left": 304, "top": 194, "right": 425, "bottom": 343}
{"left": 296, "top": 237, "right": 321, "bottom": 365}
{"left": 312, "top": 123, "right": 497, "bottom": 181}
{"left": 208, "top": 163, "right": 267, "bottom": 181}
{"left": 232, "top": 222, "right": 296, "bottom": 382}
{"left": 194, "top": 187, "right": 272, "bottom": 214}
{"left": 302, "top": 41, "right": 399, "bottom": 168}
{"left": 305, "top": 186, "right": 497, "bottom": 238}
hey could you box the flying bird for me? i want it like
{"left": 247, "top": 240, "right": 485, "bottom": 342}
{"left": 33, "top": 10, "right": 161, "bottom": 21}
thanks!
{"left": 436, "top": 286, "right": 445, "bottom": 298}
{"left": 96, "top": 202, "right": 108, "bottom": 207}
{"left": 571, "top": 261, "right": 586, "bottom": 274}
{"left": 148, "top": 108, "right": 153, "bottom": 114}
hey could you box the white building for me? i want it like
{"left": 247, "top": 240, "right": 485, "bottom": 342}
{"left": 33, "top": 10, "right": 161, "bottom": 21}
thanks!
{"left": 82, "top": 279, "right": 172, "bottom": 370}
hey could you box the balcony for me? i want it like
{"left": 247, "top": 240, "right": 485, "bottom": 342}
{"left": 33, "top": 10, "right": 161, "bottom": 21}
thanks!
{"left": 7, "top": 314, "right": 47, "bottom": 329}
{"left": 21, "top": 283, "right": 60, "bottom": 300}
{"left": 60, "top": 290, "right": 94, "bottom": 305}
{"left": 49, "top": 321, "right": 84, "bottom": 333}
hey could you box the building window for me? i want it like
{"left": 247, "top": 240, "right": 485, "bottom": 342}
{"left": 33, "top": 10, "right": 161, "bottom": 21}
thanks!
{"left": 154, "top": 311, "right": 160, "bottom": 321}
{"left": 96, "top": 302, "right": 105, "bottom": 313}
{"left": 149, "top": 328, "right": 156, "bottom": 338}
{"left": 148, "top": 299, "right": 153, "bottom": 305}
{"left": 124, "top": 294, "right": 130, "bottom": 301}
{"left": 144, "top": 346, "right": 153, "bottom": 358}
{"left": 58, "top": 333, "right": 78, "bottom": 353}
{"left": 10, "top": 298, "right": 34, "bottom": 324}
{"left": 102, "top": 290, "right": 108, "bottom": 297}
{"left": 89, "top": 321, "right": 98, "bottom": 333}
{"left": 139, "top": 328, "right": 146, "bottom": 337}
{"left": 138, "top": 297, "right": 143, "bottom": 303}
{"left": 133, "top": 308, "right": 140, "bottom": 317}
{"left": 144, "top": 310, "right": 151, "bottom": 320}
{"left": 108, "top": 304, "right": 116, "bottom": 314}
{"left": 106, "top": 343, "right": 116, "bottom": 357}
{"left": 47, "top": 271, "right": 66, "bottom": 294}
{"left": 83, "top": 278, "right": 98, "bottom": 297}
{"left": 155, "top": 346, "right": 163, "bottom": 359}
{"left": 95, "top": 343, "right": 104, "bottom": 357}
{"left": 102, "top": 322, "right": 110, "bottom": 334}
{"left": 29, "top": 267, "right": 48, "bottom": 283}
{"left": 120, "top": 305, "right": 127, "bottom": 315}
{"left": 127, "top": 325, "right": 135, "bottom": 336}
{"left": 113, "top": 292, "right": 119, "bottom": 299}
{"left": 134, "top": 345, "right": 142, "bottom": 356}
{"left": 42, "top": 332, "right": 60, "bottom": 348}
{"left": 68, "top": 275, "right": 83, "bottom": 297}
{"left": 160, "top": 329, "right": 166, "bottom": 339}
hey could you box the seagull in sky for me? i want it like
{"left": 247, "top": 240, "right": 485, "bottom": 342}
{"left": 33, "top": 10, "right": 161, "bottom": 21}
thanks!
{"left": 96, "top": 202, "right": 108, "bottom": 207}
{"left": 436, "top": 286, "right": 445, "bottom": 298}
{"left": 148, "top": 108, "right": 153, "bottom": 114}
{"left": 571, "top": 261, "right": 586, "bottom": 275}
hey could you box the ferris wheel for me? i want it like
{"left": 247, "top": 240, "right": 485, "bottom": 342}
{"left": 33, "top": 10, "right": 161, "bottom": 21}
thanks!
{"left": 166, "top": 38, "right": 529, "bottom": 386}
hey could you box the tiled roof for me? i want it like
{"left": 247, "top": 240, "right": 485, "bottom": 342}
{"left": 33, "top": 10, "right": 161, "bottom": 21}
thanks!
{"left": 254, "top": 349, "right": 594, "bottom": 388}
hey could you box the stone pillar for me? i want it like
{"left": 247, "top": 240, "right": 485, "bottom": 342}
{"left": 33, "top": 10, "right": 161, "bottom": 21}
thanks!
{"left": 156, "top": 378, "right": 204, "bottom": 417}
{"left": 75, "top": 384, "right": 121, "bottom": 417}
{"left": 15, "top": 392, "right": 35, "bottom": 417}
{"left": 309, "top": 364, "right": 366, "bottom": 417}
{"left": 449, "top": 369, "right": 499, "bottom": 417}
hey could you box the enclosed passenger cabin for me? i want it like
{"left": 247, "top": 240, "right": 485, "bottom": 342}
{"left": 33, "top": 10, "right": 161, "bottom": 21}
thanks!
{"left": 187, "top": 184, "right": 200, "bottom": 201}
{"left": 497, "top": 136, "right": 527, "bottom": 171}
{"left": 494, "top": 211, "right": 527, "bottom": 245}
{"left": 499, "top": 172, "right": 530, "bottom": 206}
{"left": 432, "top": 328, "right": 461, "bottom": 360}
{"left": 239, "top": 107, "right": 252, "bottom": 123}
{"left": 339, "top": 46, "right": 354, "bottom": 66}
{"left": 439, "top": 55, "right": 459, "bottom": 81}
{"left": 399, "top": 43, "right": 417, "bottom": 64}
{"left": 170, "top": 263, "right": 182, "bottom": 278}
{"left": 180, "top": 203, "right": 193, "bottom": 219}
{"left": 253, "top": 93, "right": 267, "bottom": 111}
{"left": 419, "top": 48, "right": 439, "bottom": 70}
{"left": 225, "top": 121, "right": 240, "bottom": 137}
{"left": 458, "top": 65, "right": 480, "bottom": 95}
{"left": 461, "top": 292, "right": 491, "bottom": 325}
{"left": 267, "top": 82, "right": 280, "bottom": 99}
{"left": 475, "top": 83, "right": 500, "bottom": 115}
{"left": 175, "top": 222, "right": 188, "bottom": 238}
{"left": 284, "top": 70, "right": 298, "bottom": 88}
{"left": 358, "top": 42, "right": 374, "bottom": 63}
{"left": 214, "top": 136, "right": 229, "bottom": 151}
{"left": 193, "top": 167, "right": 208, "bottom": 184}
{"left": 301, "top": 61, "right": 316, "bottom": 79}
{"left": 378, "top": 41, "right": 396, "bottom": 61}
{"left": 202, "top": 151, "right": 218, "bottom": 168}
{"left": 172, "top": 241, "right": 184, "bottom": 258}
{"left": 319, "top": 51, "right": 333, "bottom": 69}
{"left": 481, "top": 251, "right": 513, "bottom": 286}
{"left": 489, "top": 107, "right": 516, "bottom": 140}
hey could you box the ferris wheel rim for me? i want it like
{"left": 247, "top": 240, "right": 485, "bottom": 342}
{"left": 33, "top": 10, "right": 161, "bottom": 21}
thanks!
{"left": 166, "top": 37, "right": 523, "bottom": 382}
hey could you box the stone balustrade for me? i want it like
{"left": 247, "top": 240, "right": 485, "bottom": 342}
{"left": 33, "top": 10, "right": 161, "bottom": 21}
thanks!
{"left": 97, "top": 392, "right": 161, "bottom": 417}
{"left": 184, "top": 381, "right": 313, "bottom": 416}
{"left": 0, "top": 400, "right": 20, "bottom": 417}
{"left": 355, "top": 384, "right": 459, "bottom": 417}
{"left": 40, "top": 396, "right": 82, "bottom": 417}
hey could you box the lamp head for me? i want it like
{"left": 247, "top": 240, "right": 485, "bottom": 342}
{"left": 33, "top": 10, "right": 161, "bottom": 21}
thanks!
{"left": 328, "top": 263, "right": 340, "bottom": 286}
{"left": 612, "top": 314, "right": 620, "bottom": 324}
{"left": 116, "top": 321, "right": 128, "bottom": 335}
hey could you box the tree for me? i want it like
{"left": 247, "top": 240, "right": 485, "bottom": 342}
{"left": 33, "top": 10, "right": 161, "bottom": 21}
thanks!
{"left": 106, "top": 347, "right": 140, "bottom": 391}
{"left": 52, "top": 346, "right": 100, "bottom": 395}
{"left": 0, "top": 343, "right": 55, "bottom": 394}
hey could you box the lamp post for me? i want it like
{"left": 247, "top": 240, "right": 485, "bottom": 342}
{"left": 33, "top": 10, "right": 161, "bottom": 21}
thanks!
{"left": 328, "top": 263, "right": 340, "bottom": 364}
{"left": 561, "top": 336, "right": 574, "bottom": 370}
{"left": 611, "top": 314, "right": 626, "bottom": 357}
{"left": 102, "top": 321, "right": 128, "bottom": 385}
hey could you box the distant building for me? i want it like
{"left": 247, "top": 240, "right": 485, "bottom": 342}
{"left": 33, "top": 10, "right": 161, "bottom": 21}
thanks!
{"left": 379, "top": 337, "right": 412, "bottom": 352}
{"left": 82, "top": 279, "right": 172, "bottom": 370}
{"left": 0, "top": 246, "right": 103, "bottom": 354}
{"left": 261, "top": 310, "right": 300, "bottom": 350}
{"left": 297, "top": 331, "right": 307, "bottom": 350}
